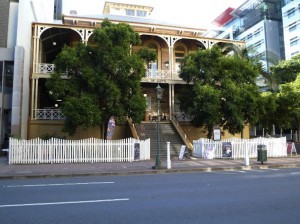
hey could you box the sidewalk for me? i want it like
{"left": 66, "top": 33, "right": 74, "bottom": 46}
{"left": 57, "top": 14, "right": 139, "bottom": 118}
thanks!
{"left": 1, "top": 155, "right": 300, "bottom": 179}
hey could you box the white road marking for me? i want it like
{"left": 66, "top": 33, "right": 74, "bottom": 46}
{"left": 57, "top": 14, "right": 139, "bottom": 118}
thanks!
{"left": 4, "top": 182, "right": 114, "bottom": 188}
{"left": 0, "top": 198, "right": 129, "bottom": 208}
{"left": 290, "top": 172, "right": 300, "bottom": 175}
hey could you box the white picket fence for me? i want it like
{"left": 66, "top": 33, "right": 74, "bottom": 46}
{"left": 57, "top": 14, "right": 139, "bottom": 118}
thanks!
{"left": 8, "top": 137, "right": 150, "bottom": 164}
{"left": 193, "top": 137, "right": 287, "bottom": 159}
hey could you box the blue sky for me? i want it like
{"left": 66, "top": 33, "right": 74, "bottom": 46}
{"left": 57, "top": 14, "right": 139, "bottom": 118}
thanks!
{"left": 63, "top": 0, "right": 246, "bottom": 28}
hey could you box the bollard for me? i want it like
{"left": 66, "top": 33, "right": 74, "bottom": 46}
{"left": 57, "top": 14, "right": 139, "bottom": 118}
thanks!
{"left": 167, "top": 142, "right": 171, "bottom": 169}
{"left": 244, "top": 148, "right": 249, "bottom": 166}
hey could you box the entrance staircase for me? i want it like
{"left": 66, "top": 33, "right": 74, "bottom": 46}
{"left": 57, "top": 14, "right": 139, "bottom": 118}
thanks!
{"left": 136, "top": 122, "right": 185, "bottom": 159}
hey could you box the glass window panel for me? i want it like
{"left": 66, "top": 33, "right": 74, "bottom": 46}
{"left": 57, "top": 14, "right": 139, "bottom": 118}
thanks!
{"left": 137, "top": 10, "right": 147, "bottom": 17}
{"left": 289, "top": 25, "right": 297, "bottom": 32}
{"left": 4, "top": 62, "right": 14, "bottom": 93}
{"left": 0, "top": 61, "right": 3, "bottom": 92}
{"left": 125, "top": 9, "right": 135, "bottom": 16}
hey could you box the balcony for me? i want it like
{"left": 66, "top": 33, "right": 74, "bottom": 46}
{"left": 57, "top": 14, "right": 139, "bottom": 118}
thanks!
{"left": 32, "top": 63, "right": 55, "bottom": 76}
{"left": 33, "top": 63, "right": 184, "bottom": 83}
{"left": 142, "top": 69, "right": 183, "bottom": 83}
{"left": 33, "top": 109, "right": 65, "bottom": 120}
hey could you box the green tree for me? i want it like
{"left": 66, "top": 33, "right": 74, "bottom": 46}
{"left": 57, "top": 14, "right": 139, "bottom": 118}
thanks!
{"left": 178, "top": 46, "right": 261, "bottom": 138}
{"left": 271, "top": 54, "right": 300, "bottom": 84}
{"left": 255, "top": 91, "right": 278, "bottom": 133}
{"left": 46, "top": 19, "right": 156, "bottom": 136}
{"left": 277, "top": 74, "right": 300, "bottom": 141}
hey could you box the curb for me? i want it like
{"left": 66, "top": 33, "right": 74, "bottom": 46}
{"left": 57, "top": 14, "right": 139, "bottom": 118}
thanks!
{"left": 1, "top": 163, "right": 300, "bottom": 180}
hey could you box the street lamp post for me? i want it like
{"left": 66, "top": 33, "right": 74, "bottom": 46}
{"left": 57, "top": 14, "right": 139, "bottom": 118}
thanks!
{"left": 153, "top": 83, "right": 163, "bottom": 169}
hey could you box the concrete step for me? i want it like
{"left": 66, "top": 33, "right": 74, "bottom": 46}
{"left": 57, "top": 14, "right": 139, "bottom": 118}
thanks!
{"left": 136, "top": 122, "right": 185, "bottom": 159}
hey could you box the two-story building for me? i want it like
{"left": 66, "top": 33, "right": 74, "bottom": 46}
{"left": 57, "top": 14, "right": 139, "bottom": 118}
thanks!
{"left": 2, "top": 0, "right": 246, "bottom": 146}
{"left": 28, "top": 1, "right": 245, "bottom": 140}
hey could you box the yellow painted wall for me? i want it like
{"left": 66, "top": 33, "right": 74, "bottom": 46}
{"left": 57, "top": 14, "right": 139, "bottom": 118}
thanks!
{"left": 180, "top": 122, "right": 250, "bottom": 142}
{"left": 28, "top": 120, "right": 133, "bottom": 140}
{"left": 28, "top": 120, "right": 102, "bottom": 139}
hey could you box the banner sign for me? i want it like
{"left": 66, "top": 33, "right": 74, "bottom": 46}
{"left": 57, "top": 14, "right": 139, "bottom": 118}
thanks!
{"left": 134, "top": 143, "right": 140, "bottom": 160}
{"left": 222, "top": 142, "right": 232, "bottom": 158}
{"left": 106, "top": 116, "right": 116, "bottom": 140}
{"left": 213, "top": 128, "right": 221, "bottom": 141}
{"left": 204, "top": 145, "right": 214, "bottom": 159}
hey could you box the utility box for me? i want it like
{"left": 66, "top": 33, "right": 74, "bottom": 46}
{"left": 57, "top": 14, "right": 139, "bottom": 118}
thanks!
{"left": 257, "top": 144, "right": 267, "bottom": 164}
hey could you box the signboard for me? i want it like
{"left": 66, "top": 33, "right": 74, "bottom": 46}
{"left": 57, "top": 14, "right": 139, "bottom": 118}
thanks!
{"left": 106, "top": 116, "right": 116, "bottom": 140}
{"left": 213, "top": 128, "right": 221, "bottom": 141}
{"left": 134, "top": 143, "right": 140, "bottom": 160}
{"left": 178, "top": 145, "right": 186, "bottom": 160}
{"left": 222, "top": 142, "right": 232, "bottom": 158}
{"left": 204, "top": 145, "right": 214, "bottom": 159}
{"left": 287, "top": 142, "right": 297, "bottom": 156}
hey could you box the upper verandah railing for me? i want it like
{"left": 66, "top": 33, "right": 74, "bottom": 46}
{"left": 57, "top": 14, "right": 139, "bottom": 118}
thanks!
{"left": 33, "top": 63, "right": 183, "bottom": 83}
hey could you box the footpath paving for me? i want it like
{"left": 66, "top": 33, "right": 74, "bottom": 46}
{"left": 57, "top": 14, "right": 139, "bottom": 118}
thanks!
{"left": 1, "top": 155, "right": 300, "bottom": 179}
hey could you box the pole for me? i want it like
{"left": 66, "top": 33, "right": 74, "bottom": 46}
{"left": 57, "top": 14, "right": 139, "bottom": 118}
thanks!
{"left": 167, "top": 142, "right": 171, "bottom": 169}
{"left": 244, "top": 148, "right": 249, "bottom": 166}
{"left": 154, "top": 99, "right": 161, "bottom": 168}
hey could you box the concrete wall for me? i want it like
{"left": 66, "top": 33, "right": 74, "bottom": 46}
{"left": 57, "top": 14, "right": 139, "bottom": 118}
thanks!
{"left": 7, "top": 2, "right": 19, "bottom": 48}
{"left": 0, "top": 0, "right": 9, "bottom": 48}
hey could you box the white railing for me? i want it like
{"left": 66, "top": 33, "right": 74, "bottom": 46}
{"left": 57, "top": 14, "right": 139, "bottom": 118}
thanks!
{"left": 142, "top": 69, "right": 182, "bottom": 82}
{"left": 193, "top": 137, "right": 287, "bottom": 159}
{"left": 35, "top": 63, "right": 55, "bottom": 74}
{"left": 8, "top": 137, "right": 150, "bottom": 164}
{"left": 34, "top": 64, "right": 183, "bottom": 82}
{"left": 33, "top": 109, "right": 65, "bottom": 120}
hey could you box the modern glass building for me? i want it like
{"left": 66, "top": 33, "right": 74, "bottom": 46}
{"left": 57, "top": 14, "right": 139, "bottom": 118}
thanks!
{"left": 282, "top": 0, "right": 300, "bottom": 59}
{"left": 0, "top": 0, "right": 19, "bottom": 149}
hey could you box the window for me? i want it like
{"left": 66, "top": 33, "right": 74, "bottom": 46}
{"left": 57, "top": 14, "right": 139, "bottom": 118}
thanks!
{"left": 286, "top": 8, "right": 295, "bottom": 18}
{"left": 137, "top": 10, "right": 147, "bottom": 17}
{"left": 246, "top": 33, "right": 253, "bottom": 41}
{"left": 0, "top": 61, "right": 3, "bottom": 92}
{"left": 174, "top": 46, "right": 185, "bottom": 72}
{"left": 125, "top": 9, "right": 135, "bottom": 16}
{"left": 254, "top": 28, "right": 262, "bottom": 38}
{"left": 290, "top": 37, "right": 299, "bottom": 46}
{"left": 4, "top": 61, "right": 14, "bottom": 93}
{"left": 289, "top": 23, "right": 297, "bottom": 32}
{"left": 252, "top": 40, "right": 264, "bottom": 51}
{"left": 284, "top": 0, "right": 293, "bottom": 5}
{"left": 291, "top": 51, "right": 299, "bottom": 57}
{"left": 256, "top": 52, "right": 266, "bottom": 60}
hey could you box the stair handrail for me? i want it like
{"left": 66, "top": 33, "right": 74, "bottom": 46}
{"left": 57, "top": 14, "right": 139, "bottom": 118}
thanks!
{"left": 127, "top": 118, "right": 140, "bottom": 140}
{"left": 170, "top": 118, "right": 193, "bottom": 151}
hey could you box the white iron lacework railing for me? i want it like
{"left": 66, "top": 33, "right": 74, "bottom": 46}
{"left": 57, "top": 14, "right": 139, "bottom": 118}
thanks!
{"left": 8, "top": 137, "right": 151, "bottom": 164}
{"left": 34, "top": 109, "right": 65, "bottom": 120}
{"left": 36, "top": 63, "right": 55, "bottom": 74}
{"left": 193, "top": 137, "right": 287, "bottom": 159}
{"left": 142, "top": 69, "right": 182, "bottom": 82}
{"left": 34, "top": 64, "right": 182, "bottom": 82}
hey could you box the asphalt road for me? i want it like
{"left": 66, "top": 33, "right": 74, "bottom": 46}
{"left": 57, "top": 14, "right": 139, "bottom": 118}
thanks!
{"left": 1, "top": 168, "right": 300, "bottom": 224}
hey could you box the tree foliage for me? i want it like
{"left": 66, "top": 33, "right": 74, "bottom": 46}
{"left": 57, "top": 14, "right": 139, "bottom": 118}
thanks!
{"left": 255, "top": 91, "right": 278, "bottom": 130}
{"left": 46, "top": 19, "right": 156, "bottom": 136}
{"left": 178, "top": 46, "right": 261, "bottom": 138}
{"left": 270, "top": 54, "right": 300, "bottom": 84}
{"left": 276, "top": 74, "right": 300, "bottom": 140}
